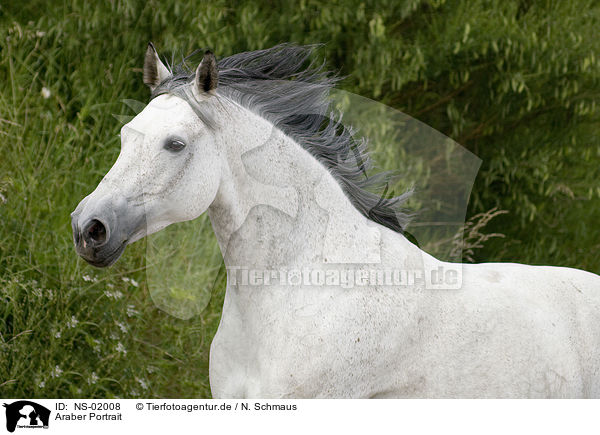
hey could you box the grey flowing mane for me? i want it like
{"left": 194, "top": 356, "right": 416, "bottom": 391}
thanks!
{"left": 151, "top": 44, "right": 412, "bottom": 233}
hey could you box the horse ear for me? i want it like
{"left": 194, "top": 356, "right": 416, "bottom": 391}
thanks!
{"left": 194, "top": 50, "right": 218, "bottom": 96}
{"left": 143, "top": 42, "right": 170, "bottom": 91}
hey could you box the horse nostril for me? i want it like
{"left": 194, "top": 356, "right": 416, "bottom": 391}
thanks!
{"left": 83, "top": 219, "right": 107, "bottom": 247}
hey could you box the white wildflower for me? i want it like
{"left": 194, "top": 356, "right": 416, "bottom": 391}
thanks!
{"left": 41, "top": 87, "right": 51, "bottom": 99}
{"left": 54, "top": 331, "right": 61, "bottom": 339}
{"left": 51, "top": 365, "right": 63, "bottom": 378}
{"left": 122, "top": 277, "right": 139, "bottom": 287}
{"left": 38, "top": 380, "right": 45, "bottom": 388}
{"left": 116, "top": 321, "right": 128, "bottom": 334}
{"left": 115, "top": 342, "right": 127, "bottom": 355}
{"left": 104, "top": 290, "right": 123, "bottom": 300}
{"left": 67, "top": 315, "right": 79, "bottom": 328}
{"left": 36, "top": 30, "right": 45, "bottom": 38}
{"left": 92, "top": 339, "right": 101, "bottom": 353}
{"left": 88, "top": 372, "right": 99, "bottom": 385}
{"left": 126, "top": 305, "right": 139, "bottom": 317}
{"left": 136, "top": 377, "right": 148, "bottom": 390}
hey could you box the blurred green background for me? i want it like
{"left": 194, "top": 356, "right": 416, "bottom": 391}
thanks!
{"left": 1, "top": 0, "right": 598, "bottom": 398}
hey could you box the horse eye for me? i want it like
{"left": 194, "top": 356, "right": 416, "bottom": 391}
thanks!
{"left": 164, "top": 139, "right": 186, "bottom": 152}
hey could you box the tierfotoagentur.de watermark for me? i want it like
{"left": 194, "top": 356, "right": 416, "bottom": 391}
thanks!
{"left": 226, "top": 265, "right": 462, "bottom": 290}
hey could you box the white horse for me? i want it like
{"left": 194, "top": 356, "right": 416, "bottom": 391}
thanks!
{"left": 71, "top": 44, "right": 600, "bottom": 398}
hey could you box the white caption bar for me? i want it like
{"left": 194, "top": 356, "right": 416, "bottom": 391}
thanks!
{"left": 0, "top": 399, "right": 597, "bottom": 435}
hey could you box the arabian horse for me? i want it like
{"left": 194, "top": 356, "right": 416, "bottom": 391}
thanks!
{"left": 72, "top": 44, "right": 600, "bottom": 398}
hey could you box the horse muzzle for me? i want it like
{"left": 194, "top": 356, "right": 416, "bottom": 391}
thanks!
{"left": 71, "top": 193, "right": 140, "bottom": 267}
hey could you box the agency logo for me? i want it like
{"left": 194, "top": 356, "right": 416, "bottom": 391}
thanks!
{"left": 2, "top": 401, "right": 50, "bottom": 433}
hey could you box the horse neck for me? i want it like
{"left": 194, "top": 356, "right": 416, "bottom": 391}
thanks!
{"left": 206, "top": 99, "right": 405, "bottom": 269}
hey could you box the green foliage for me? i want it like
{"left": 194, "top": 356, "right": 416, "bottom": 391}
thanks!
{"left": 0, "top": 0, "right": 598, "bottom": 397}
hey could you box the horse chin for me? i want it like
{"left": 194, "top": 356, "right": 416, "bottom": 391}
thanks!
{"left": 79, "top": 242, "right": 127, "bottom": 268}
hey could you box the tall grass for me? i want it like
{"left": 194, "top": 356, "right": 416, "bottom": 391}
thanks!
{"left": 0, "top": 1, "right": 229, "bottom": 398}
